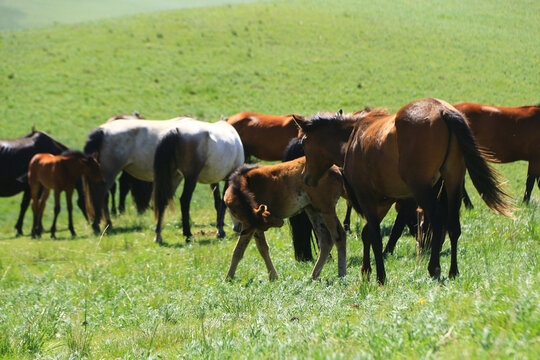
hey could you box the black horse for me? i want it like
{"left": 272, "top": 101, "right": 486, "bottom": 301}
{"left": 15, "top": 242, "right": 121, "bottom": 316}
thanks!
{"left": 0, "top": 129, "right": 86, "bottom": 235}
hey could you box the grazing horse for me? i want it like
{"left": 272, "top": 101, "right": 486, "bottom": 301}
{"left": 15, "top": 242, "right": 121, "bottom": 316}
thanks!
{"left": 28, "top": 151, "right": 103, "bottom": 239}
{"left": 226, "top": 112, "right": 304, "bottom": 161}
{"left": 0, "top": 129, "right": 86, "bottom": 235}
{"left": 153, "top": 119, "right": 244, "bottom": 243}
{"left": 106, "top": 112, "right": 153, "bottom": 215}
{"left": 454, "top": 103, "right": 540, "bottom": 203}
{"left": 296, "top": 98, "right": 512, "bottom": 284}
{"left": 223, "top": 157, "right": 346, "bottom": 280}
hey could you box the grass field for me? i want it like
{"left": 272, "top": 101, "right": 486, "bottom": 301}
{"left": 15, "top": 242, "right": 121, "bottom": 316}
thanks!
{"left": 0, "top": 0, "right": 539, "bottom": 358}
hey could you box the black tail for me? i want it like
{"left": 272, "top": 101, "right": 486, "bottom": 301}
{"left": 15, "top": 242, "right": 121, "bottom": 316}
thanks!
{"left": 119, "top": 172, "right": 152, "bottom": 214}
{"left": 283, "top": 137, "right": 318, "bottom": 261}
{"left": 84, "top": 128, "right": 104, "bottom": 155}
{"left": 153, "top": 129, "right": 181, "bottom": 220}
{"left": 442, "top": 109, "right": 513, "bottom": 216}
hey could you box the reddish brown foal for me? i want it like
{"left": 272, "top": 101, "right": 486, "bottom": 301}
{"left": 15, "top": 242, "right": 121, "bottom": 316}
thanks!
{"left": 297, "top": 98, "right": 512, "bottom": 284}
{"left": 226, "top": 112, "right": 304, "bottom": 161}
{"left": 28, "top": 151, "right": 103, "bottom": 239}
{"left": 454, "top": 103, "right": 540, "bottom": 203}
{"left": 224, "top": 157, "right": 346, "bottom": 281}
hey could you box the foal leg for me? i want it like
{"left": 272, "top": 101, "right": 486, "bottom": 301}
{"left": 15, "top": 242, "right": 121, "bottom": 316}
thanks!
{"left": 180, "top": 177, "right": 197, "bottom": 240}
{"left": 15, "top": 188, "right": 32, "bottom": 236}
{"left": 225, "top": 228, "right": 255, "bottom": 280}
{"left": 50, "top": 190, "right": 61, "bottom": 239}
{"left": 66, "top": 188, "right": 76, "bottom": 237}
{"left": 30, "top": 185, "right": 41, "bottom": 238}
{"left": 36, "top": 188, "right": 50, "bottom": 238}
{"left": 254, "top": 231, "right": 278, "bottom": 280}
{"left": 210, "top": 182, "right": 225, "bottom": 238}
{"left": 305, "top": 209, "right": 336, "bottom": 279}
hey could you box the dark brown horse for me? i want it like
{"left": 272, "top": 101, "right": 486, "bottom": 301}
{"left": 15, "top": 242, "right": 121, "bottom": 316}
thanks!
{"left": 226, "top": 112, "right": 304, "bottom": 161}
{"left": 0, "top": 129, "right": 86, "bottom": 235}
{"left": 455, "top": 103, "right": 540, "bottom": 203}
{"left": 224, "top": 157, "right": 346, "bottom": 280}
{"left": 297, "top": 98, "right": 512, "bottom": 284}
{"left": 28, "top": 151, "right": 103, "bottom": 239}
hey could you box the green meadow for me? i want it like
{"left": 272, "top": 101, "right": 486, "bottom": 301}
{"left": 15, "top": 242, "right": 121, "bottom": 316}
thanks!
{"left": 0, "top": 0, "right": 538, "bottom": 358}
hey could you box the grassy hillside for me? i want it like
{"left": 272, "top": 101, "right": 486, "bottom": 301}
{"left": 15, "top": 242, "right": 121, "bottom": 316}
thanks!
{"left": 0, "top": 0, "right": 539, "bottom": 358}
{"left": 0, "top": 0, "right": 272, "bottom": 31}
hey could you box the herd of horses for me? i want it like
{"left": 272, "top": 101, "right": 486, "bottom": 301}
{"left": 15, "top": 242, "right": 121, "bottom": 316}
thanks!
{"left": 1, "top": 99, "right": 538, "bottom": 284}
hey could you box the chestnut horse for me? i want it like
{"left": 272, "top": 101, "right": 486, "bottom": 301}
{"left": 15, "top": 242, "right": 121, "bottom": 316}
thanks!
{"left": 226, "top": 112, "right": 304, "bottom": 161}
{"left": 0, "top": 129, "right": 87, "bottom": 235}
{"left": 224, "top": 157, "right": 346, "bottom": 281}
{"left": 454, "top": 103, "right": 540, "bottom": 203}
{"left": 28, "top": 151, "right": 103, "bottom": 239}
{"left": 297, "top": 98, "right": 512, "bottom": 284}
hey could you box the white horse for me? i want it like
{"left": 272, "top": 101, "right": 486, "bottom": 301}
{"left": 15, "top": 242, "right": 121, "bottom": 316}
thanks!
{"left": 83, "top": 117, "right": 244, "bottom": 241}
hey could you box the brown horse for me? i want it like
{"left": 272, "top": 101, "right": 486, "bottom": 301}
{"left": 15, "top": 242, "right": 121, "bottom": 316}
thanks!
{"left": 28, "top": 151, "right": 103, "bottom": 239}
{"left": 296, "top": 98, "right": 512, "bottom": 284}
{"left": 454, "top": 103, "right": 540, "bottom": 203}
{"left": 224, "top": 157, "right": 346, "bottom": 281}
{"left": 226, "top": 112, "right": 304, "bottom": 161}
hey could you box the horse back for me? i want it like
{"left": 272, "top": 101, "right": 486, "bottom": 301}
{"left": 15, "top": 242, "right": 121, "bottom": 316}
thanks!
{"left": 455, "top": 102, "right": 540, "bottom": 162}
{"left": 226, "top": 112, "right": 300, "bottom": 161}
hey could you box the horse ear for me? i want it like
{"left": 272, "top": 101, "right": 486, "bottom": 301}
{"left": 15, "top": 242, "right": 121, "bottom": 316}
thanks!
{"left": 292, "top": 114, "right": 306, "bottom": 132}
{"left": 338, "top": 109, "right": 343, "bottom": 116}
{"left": 91, "top": 152, "right": 99, "bottom": 160}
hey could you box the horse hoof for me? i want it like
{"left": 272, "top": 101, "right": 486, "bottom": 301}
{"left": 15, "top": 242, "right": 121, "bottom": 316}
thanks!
{"left": 92, "top": 225, "right": 101, "bottom": 235}
{"left": 217, "top": 230, "right": 226, "bottom": 239}
{"left": 154, "top": 234, "right": 163, "bottom": 244}
{"left": 429, "top": 266, "right": 441, "bottom": 279}
{"left": 233, "top": 223, "right": 242, "bottom": 233}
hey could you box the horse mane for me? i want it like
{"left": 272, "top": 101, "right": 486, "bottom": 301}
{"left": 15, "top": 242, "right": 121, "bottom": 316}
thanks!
{"left": 304, "top": 108, "right": 388, "bottom": 131}
{"left": 84, "top": 128, "right": 105, "bottom": 155}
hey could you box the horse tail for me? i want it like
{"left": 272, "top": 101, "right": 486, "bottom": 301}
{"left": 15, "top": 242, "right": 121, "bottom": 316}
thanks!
{"left": 153, "top": 129, "right": 180, "bottom": 221}
{"left": 442, "top": 109, "right": 513, "bottom": 216}
{"left": 282, "top": 138, "right": 317, "bottom": 261}
{"left": 84, "top": 128, "right": 104, "bottom": 155}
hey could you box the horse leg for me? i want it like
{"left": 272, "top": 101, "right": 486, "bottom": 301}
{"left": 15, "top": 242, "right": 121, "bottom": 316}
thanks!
{"left": 410, "top": 184, "right": 445, "bottom": 279}
{"left": 180, "top": 177, "right": 197, "bottom": 240}
{"left": 523, "top": 162, "right": 537, "bottom": 203}
{"left": 30, "top": 184, "right": 41, "bottom": 239}
{"left": 66, "top": 188, "right": 76, "bottom": 237}
{"left": 103, "top": 191, "right": 112, "bottom": 229}
{"left": 109, "top": 181, "right": 117, "bottom": 215}
{"left": 118, "top": 172, "right": 131, "bottom": 214}
{"left": 254, "top": 231, "right": 278, "bottom": 280}
{"left": 343, "top": 203, "right": 352, "bottom": 233}
{"left": 384, "top": 199, "right": 416, "bottom": 256}
{"left": 462, "top": 183, "right": 474, "bottom": 209}
{"left": 74, "top": 179, "right": 87, "bottom": 220}
{"left": 360, "top": 225, "right": 372, "bottom": 278}
{"left": 15, "top": 188, "right": 31, "bottom": 236}
{"left": 225, "top": 228, "right": 255, "bottom": 280}
{"left": 50, "top": 190, "right": 61, "bottom": 239}
{"left": 36, "top": 188, "right": 50, "bottom": 238}
{"left": 211, "top": 182, "right": 225, "bottom": 238}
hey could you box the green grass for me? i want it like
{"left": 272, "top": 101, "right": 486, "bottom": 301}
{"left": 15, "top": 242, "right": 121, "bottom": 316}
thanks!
{"left": 0, "top": 0, "right": 539, "bottom": 358}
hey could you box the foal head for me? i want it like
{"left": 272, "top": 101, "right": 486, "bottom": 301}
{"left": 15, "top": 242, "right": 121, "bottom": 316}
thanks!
{"left": 81, "top": 153, "right": 104, "bottom": 182}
